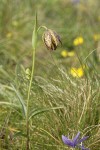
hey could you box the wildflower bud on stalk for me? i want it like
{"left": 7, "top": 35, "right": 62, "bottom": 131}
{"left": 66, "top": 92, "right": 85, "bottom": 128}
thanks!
{"left": 42, "top": 29, "right": 62, "bottom": 50}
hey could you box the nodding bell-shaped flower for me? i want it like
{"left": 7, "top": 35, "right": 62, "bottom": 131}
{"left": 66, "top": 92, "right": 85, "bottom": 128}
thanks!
{"left": 42, "top": 29, "right": 62, "bottom": 50}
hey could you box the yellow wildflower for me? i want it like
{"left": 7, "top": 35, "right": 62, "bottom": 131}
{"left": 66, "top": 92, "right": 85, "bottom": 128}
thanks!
{"left": 68, "top": 51, "right": 75, "bottom": 57}
{"left": 6, "top": 32, "right": 13, "bottom": 38}
{"left": 61, "top": 50, "right": 75, "bottom": 58}
{"left": 73, "top": 36, "right": 84, "bottom": 46}
{"left": 12, "top": 20, "right": 19, "bottom": 27}
{"left": 61, "top": 50, "right": 68, "bottom": 57}
{"left": 93, "top": 34, "right": 100, "bottom": 41}
{"left": 70, "top": 67, "right": 84, "bottom": 77}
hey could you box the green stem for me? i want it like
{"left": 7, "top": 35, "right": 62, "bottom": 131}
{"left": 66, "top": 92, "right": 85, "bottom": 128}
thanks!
{"left": 26, "top": 47, "right": 36, "bottom": 150}
{"left": 26, "top": 39, "right": 36, "bottom": 119}
{"left": 37, "top": 25, "right": 47, "bottom": 32}
{"left": 26, "top": 12, "right": 37, "bottom": 150}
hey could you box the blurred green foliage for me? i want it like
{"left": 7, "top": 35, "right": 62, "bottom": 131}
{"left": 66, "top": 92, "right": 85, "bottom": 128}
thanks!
{"left": 0, "top": 0, "right": 100, "bottom": 149}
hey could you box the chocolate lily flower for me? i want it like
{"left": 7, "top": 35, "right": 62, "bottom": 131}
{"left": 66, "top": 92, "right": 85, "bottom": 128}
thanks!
{"left": 62, "top": 132, "right": 89, "bottom": 150}
{"left": 42, "top": 29, "right": 62, "bottom": 50}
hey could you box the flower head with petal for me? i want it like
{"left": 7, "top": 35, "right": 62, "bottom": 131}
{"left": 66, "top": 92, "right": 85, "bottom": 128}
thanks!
{"left": 62, "top": 132, "right": 89, "bottom": 150}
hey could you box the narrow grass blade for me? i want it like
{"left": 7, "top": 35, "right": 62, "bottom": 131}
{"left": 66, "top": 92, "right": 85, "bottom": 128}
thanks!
{"left": 0, "top": 101, "right": 19, "bottom": 108}
{"left": 13, "top": 131, "right": 27, "bottom": 139}
{"left": 0, "top": 101, "right": 22, "bottom": 116}
{"left": 11, "top": 84, "right": 26, "bottom": 117}
{"left": 28, "top": 106, "right": 63, "bottom": 120}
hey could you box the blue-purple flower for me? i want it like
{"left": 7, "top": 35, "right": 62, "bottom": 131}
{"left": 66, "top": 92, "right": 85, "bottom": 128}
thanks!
{"left": 62, "top": 132, "right": 89, "bottom": 150}
{"left": 71, "top": 0, "right": 80, "bottom": 5}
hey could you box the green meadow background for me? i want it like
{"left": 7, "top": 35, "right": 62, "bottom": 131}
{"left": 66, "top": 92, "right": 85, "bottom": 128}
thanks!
{"left": 0, "top": 0, "right": 100, "bottom": 149}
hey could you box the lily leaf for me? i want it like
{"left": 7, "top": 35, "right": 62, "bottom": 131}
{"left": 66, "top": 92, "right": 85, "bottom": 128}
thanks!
{"left": 11, "top": 84, "right": 26, "bottom": 118}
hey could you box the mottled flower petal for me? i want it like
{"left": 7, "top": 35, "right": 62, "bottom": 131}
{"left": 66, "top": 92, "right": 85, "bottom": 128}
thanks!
{"left": 43, "top": 29, "right": 61, "bottom": 50}
{"left": 73, "top": 132, "right": 80, "bottom": 144}
{"left": 62, "top": 135, "right": 74, "bottom": 147}
{"left": 43, "top": 31, "right": 52, "bottom": 50}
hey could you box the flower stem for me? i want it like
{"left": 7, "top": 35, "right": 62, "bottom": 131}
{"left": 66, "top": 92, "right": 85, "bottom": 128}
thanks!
{"left": 37, "top": 25, "right": 47, "bottom": 32}
{"left": 26, "top": 47, "right": 36, "bottom": 150}
{"left": 26, "top": 12, "right": 37, "bottom": 150}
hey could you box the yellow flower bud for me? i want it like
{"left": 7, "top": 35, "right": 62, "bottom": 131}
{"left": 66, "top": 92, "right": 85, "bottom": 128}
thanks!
{"left": 68, "top": 51, "right": 75, "bottom": 57}
{"left": 73, "top": 36, "right": 84, "bottom": 46}
{"left": 61, "top": 50, "right": 68, "bottom": 57}
{"left": 70, "top": 67, "right": 84, "bottom": 78}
